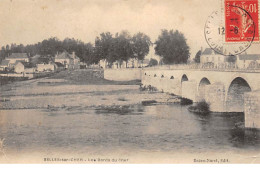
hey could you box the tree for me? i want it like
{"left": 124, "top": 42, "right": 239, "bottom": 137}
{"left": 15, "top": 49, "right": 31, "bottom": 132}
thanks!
{"left": 114, "top": 31, "right": 133, "bottom": 62}
{"left": 39, "top": 37, "right": 62, "bottom": 56}
{"left": 94, "top": 32, "right": 114, "bottom": 63}
{"left": 82, "top": 43, "right": 95, "bottom": 65}
{"left": 154, "top": 29, "right": 190, "bottom": 64}
{"left": 149, "top": 58, "right": 158, "bottom": 66}
{"left": 132, "top": 32, "right": 151, "bottom": 61}
{"left": 194, "top": 50, "right": 201, "bottom": 63}
{"left": 0, "top": 37, "right": 96, "bottom": 63}
{"left": 108, "top": 31, "right": 133, "bottom": 67}
{"left": 0, "top": 46, "right": 6, "bottom": 62}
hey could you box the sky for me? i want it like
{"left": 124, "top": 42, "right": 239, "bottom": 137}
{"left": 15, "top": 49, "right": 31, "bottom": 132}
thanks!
{"left": 0, "top": 0, "right": 259, "bottom": 60}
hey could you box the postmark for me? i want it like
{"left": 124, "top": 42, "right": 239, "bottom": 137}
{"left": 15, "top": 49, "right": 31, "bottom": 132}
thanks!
{"left": 204, "top": 0, "right": 260, "bottom": 56}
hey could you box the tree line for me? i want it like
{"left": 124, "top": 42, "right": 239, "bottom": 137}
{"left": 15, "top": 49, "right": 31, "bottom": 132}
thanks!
{"left": 0, "top": 29, "right": 190, "bottom": 66}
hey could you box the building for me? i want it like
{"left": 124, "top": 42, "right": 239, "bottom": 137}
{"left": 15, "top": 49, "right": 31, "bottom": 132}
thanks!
{"left": 30, "top": 54, "right": 51, "bottom": 65}
{"left": 200, "top": 48, "right": 226, "bottom": 68}
{"left": 54, "top": 62, "right": 65, "bottom": 71}
{"left": 54, "top": 51, "right": 80, "bottom": 69}
{"left": 99, "top": 59, "right": 108, "bottom": 69}
{"left": 200, "top": 48, "right": 260, "bottom": 69}
{"left": 0, "top": 60, "right": 10, "bottom": 71}
{"left": 111, "top": 61, "right": 127, "bottom": 69}
{"left": 14, "top": 61, "right": 35, "bottom": 73}
{"left": 5, "top": 53, "right": 30, "bottom": 68}
{"left": 127, "top": 58, "right": 149, "bottom": 68}
{"left": 236, "top": 54, "right": 260, "bottom": 69}
{"left": 36, "top": 63, "right": 56, "bottom": 72}
{"left": 99, "top": 58, "right": 150, "bottom": 69}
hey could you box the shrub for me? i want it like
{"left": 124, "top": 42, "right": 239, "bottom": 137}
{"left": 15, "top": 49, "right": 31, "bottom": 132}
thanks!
{"left": 118, "top": 97, "right": 127, "bottom": 101}
{"left": 196, "top": 100, "right": 210, "bottom": 112}
{"left": 180, "top": 98, "right": 193, "bottom": 105}
{"left": 188, "top": 100, "right": 210, "bottom": 114}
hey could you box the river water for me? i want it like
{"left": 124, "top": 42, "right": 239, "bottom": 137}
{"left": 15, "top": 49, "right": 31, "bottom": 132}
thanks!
{"left": 0, "top": 78, "right": 259, "bottom": 163}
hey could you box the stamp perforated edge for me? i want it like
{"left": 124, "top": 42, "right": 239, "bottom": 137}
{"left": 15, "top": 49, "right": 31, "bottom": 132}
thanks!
{"left": 221, "top": 0, "right": 260, "bottom": 44}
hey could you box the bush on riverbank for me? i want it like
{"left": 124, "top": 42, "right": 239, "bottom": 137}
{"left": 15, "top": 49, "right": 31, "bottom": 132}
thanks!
{"left": 139, "top": 85, "right": 158, "bottom": 91}
{"left": 188, "top": 100, "right": 210, "bottom": 114}
{"left": 180, "top": 98, "right": 193, "bottom": 105}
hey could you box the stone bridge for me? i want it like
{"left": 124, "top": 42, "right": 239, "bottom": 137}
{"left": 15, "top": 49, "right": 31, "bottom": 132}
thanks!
{"left": 141, "top": 68, "right": 260, "bottom": 128}
{"left": 103, "top": 67, "right": 260, "bottom": 128}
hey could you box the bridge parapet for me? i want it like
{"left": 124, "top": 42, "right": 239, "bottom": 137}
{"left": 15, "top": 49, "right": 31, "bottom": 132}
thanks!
{"left": 144, "top": 64, "right": 260, "bottom": 73}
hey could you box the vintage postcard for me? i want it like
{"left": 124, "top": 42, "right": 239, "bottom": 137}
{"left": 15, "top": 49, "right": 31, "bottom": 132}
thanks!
{"left": 0, "top": 0, "right": 260, "bottom": 164}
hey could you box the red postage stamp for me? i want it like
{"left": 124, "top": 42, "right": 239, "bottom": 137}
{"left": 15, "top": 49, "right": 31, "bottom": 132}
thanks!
{"left": 224, "top": 0, "right": 259, "bottom": 42}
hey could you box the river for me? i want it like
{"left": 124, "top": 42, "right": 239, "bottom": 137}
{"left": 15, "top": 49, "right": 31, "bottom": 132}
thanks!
{"left": 0, "top": 77, "right": 259, "bottom": 163}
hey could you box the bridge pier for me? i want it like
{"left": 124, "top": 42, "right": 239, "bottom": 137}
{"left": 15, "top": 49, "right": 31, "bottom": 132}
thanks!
{"left": 182, "top": 81, "right": 197, "bottom": 101}
{"left": 204, "top": 83, "right": 226, "bottom": 112}
{"left": 244, "top": 91, "right": 260, "bottom": 129}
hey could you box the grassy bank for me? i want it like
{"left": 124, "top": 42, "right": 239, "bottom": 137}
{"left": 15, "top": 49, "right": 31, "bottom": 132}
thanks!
{"left": 0, "top": 76, "right": 28, "bottom": 86}
{"left": 48, "top": 69, "right": 141, "bottom": 85}
{"left": 0, "top": 69, "right": 141, "bottom": 86}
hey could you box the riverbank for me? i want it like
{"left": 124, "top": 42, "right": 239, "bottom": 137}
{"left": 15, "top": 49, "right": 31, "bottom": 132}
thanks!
{"left": 48, "top": 69, "right": 141, "bottom": 85}
{"left": 0, "top": 69, "right": 141, "bottom": 86}
{"left": 0, "top": 71, "right": 56, "bottom": 86}
{"left": 0, "top": 76, "right": 28, "bottom": 86}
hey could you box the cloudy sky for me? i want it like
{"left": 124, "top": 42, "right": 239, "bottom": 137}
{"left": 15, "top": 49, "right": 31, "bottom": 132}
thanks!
{"left": 1, "top": 0, "right": 258, "bottom": 59}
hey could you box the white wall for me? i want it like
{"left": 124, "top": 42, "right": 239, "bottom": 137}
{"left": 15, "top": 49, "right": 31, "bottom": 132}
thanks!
{"left": 14, "top": 63, "right": 24, "bottom": 73}
{"left": 104, "top": 68, "right": 142, "bottom": 81}
{"left": 37, "top": 64, "right": 55, "bottom": 72}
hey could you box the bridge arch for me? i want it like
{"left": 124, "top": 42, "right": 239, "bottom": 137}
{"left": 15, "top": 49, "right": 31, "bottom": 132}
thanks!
{"left": 226, "top": 77, "right": 252, "bottom": 112}
{"left": 198, "top": 77, "right": 211, "bottom": 100}
{"left": 181, "top": 74, "right": 188, "bottom": 83}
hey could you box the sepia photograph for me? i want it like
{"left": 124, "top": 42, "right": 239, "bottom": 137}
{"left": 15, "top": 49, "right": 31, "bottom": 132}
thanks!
{"left": 0, "top": 0, "right": 260, "bottom": 164}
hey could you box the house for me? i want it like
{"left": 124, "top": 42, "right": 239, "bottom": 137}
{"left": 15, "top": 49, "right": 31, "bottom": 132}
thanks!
{"left": 0, "top": 60, "right": 10, "bottom": 71}
{"left": 36, "top": 63, "right": 56, "bottom": 72}
{"left": 99, "top": 59, "right": 108, "bottom": 69}
{"left": 14, "top": 61, "right": 35, "bottom": 73}
{"left": 54, "top": 51, "right": 80, "bottom": 69}
{"left": 30, "top": 54, "right": 51, "bottom": 66}
{"left": 236, "top": 54, "right": 260, "bottom": 69}
{"left": 54, "top": 62, "right": 65, "bottom": 71}
{"left": 141, "top": 59, "right": 150, "bottom": 67}
{"left": 111, "top": 61, "right": 127, "bottom": 69}
{"left": 5, "top": 53, "right": 30, "bottom": 68}
{"left": 127, "top": 58, "right": 140, "bottom": 68}
{"left": 126, "top": 58, "right": 150, "bottom": 68}
{"left": 200, "top": 48, "right": 226, "bottom": 68}
{"left": 29, "top": 54, "right": 57, "bottom": 72}
{"left": 99, "top": 58, "right": 150, "bottom": 69}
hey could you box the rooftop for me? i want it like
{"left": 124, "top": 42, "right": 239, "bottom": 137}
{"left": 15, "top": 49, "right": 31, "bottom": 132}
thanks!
{"left": 0, "top": 60, "right": 10, "bottom": 66}
{"left": 201, "top": 48, "right": 215, "bottom": 55}
{"left": 54, "top": 62, "right": 65, "bottom": 67}
{"left": 238, "top": 54, "right": 260, "bottom": 60}
{"left": 15, "top": 61, "right": 34, "bottom": 68}
{"left": 31, "top": 55, "right": 51, "bottom": 65}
